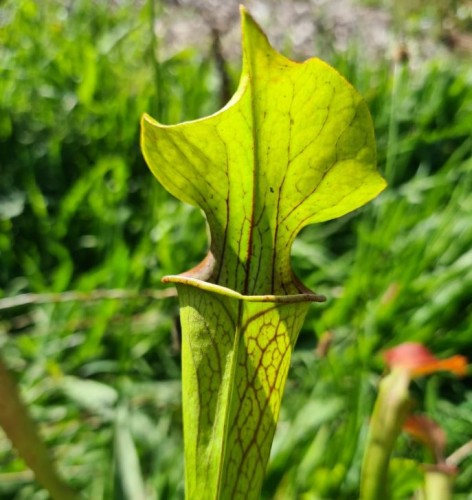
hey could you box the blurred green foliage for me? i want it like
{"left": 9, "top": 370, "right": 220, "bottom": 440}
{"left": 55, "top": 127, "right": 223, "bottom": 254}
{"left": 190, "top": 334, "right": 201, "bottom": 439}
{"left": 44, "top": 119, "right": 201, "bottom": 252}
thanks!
{"left": 0, "top": 0, "right": 471, "bottom": 498}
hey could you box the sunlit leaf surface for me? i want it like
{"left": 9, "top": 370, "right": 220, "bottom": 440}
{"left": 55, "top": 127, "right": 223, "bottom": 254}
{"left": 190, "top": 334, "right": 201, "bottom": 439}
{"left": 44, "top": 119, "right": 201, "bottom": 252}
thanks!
{"left": 141, "top": 7, "right": 385, "bottom": 499}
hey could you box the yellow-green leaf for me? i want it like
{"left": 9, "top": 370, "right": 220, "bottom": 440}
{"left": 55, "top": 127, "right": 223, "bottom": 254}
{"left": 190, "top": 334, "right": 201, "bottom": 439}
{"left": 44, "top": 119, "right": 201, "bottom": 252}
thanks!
{"left": 141, "top": 7, "right": 386, "bottom": 296}
{"left": 141, "top": 7, "right": 386, "bottom": 500}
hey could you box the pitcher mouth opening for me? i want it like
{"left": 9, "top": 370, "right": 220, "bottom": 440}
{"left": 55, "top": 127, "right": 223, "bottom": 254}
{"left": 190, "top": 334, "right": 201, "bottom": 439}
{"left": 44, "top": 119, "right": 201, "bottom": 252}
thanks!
{"left": 162, "top": 274, "right": 326, "bottom": 304}
{"left": 162, "top": 251, "right": 326, "bottom": 303}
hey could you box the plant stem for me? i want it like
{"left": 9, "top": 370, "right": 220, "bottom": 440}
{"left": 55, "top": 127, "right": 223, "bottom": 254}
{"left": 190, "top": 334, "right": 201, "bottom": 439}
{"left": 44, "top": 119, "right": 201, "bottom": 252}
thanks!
{"left": 0, "top": 357, "right": 79, "bottom": 500}
{"left": 0, "top": 288, "right": 176, "bottom": 311}
{"left": 360, "top": 369, "right": 411, "bottom": 500}
{"left": 385, "top": 54, "right": 407, "bottom": 184}
{"left": 419, "top": 467, "right": 454, "bottom": 500}
{"left": 148, "top": 0, "right": 163, "bottom": 121}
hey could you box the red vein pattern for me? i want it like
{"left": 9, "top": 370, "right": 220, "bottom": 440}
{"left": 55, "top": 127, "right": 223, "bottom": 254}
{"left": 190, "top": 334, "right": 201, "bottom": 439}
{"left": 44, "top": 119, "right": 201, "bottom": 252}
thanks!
{"left": 141, "top": 8, "right": 385, "bottom": 500}
{"left": 178, "top": 284, "right": 309, "bottom": 499}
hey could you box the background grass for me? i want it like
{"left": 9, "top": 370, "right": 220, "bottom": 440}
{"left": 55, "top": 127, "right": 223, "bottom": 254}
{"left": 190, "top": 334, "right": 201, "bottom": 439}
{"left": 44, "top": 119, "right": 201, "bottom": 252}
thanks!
{"left": 1, "top": 0, "right": 472, "bottom": 498}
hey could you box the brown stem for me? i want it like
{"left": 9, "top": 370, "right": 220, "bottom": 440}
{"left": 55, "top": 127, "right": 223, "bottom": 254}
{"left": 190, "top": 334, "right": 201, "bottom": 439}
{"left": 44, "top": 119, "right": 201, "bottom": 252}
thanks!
{"left": 0, "top": 287, "right": 176, "bottom": 311}
{"left": 0, "top": 357, "right": 79, "bottom": 500}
